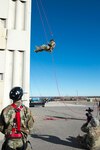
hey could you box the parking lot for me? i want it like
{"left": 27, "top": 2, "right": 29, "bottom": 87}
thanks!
{"left": 0, "top": 102, "right": 97, "bottom": 150}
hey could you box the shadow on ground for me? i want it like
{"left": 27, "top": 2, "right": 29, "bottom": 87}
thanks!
{"left": 31, "top": 134, "right": 84, "bottom": 149}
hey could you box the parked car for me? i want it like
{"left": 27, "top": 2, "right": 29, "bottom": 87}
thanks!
{"left": 29, "top": 97, "right": 47, "bottom": 107}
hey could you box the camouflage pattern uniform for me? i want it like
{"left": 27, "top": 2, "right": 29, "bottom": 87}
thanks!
{"left": 77, "top": 122, "right": 100, "bottom": 150}
{"left": 34, "top": 40, "right": 56, "bottom": 53}
{"left": 97, "top": 101, "right": 100, "bottom": 121}
{"left": 0, "top": 101, "right": 34, "bottom": 150}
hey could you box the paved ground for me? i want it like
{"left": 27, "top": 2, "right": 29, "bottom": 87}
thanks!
{"left": 0, "top": 101, "right": 97, "bottom": 150}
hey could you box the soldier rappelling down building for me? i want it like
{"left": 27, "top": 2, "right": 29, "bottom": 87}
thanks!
{"left": 0, "top": 87, "right": 34, "bottom": 150}
{"left": 34, "top": 39, "right": 56, "bottom": 53}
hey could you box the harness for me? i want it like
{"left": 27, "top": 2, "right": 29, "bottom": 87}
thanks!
{"left": 6, "top": 103, "right": 23, "bottom": 138}
{"left": 4, "top": 103, "right": 33, "bottom": 150}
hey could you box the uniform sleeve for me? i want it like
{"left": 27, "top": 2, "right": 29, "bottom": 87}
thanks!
{"left": 27, "top": 109, "right": 34, "bottom": 134}
{"left": 81, "top": 122, "right": 89, "bottom": 133}
{"left": 0, "top": 110, "right": 5, "bottom": 134}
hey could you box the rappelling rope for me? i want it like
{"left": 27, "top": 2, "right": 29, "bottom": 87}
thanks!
{"left": 35, "top": 0, "right": 60, "bottom": 96}
{"left": 35, "top": 0, "right": 48, "bottom": 43}
{"left": 39, "top": 0, "right": 54, "bottom": 37}
{"left": 46, "top": 108, "right": 86, "bottom": 120}
{"left": 51, "top": 53, "right": 61, "bottom": 97}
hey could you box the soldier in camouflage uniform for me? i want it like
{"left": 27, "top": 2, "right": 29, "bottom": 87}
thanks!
{"left": 77, "top": 117, "right": 100, "bottom": 150}
{"left": 34, "top": 39, "right": 56, "bottom": 53}
{"left": 0, "top": 87, "right": 34, "bottom": 150}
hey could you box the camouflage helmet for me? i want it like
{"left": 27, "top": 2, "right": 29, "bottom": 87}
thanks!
{"left": 9, "top": 87, "right": 23, "bottom": 101}
{"left": 90, "top": 117, "right": 99, "bottom": 127}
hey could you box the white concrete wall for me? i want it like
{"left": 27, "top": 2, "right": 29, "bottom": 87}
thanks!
{"left": 0, "top": 0, "right": 31, "bottom": 108}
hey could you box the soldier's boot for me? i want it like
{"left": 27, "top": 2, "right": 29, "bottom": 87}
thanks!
{"left": 34, "top": 46, "right": 41, "bottom": 53}
{"left": 49, "top": 49, "right": 53, "bottom": 52}
{"left": 77, "top": 135, "right": 83, "bottom": 143}
{"left": 77, "top": 135, "right": 88, "bottom": 149}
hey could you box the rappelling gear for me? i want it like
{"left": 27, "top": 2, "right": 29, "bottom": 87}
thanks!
{"left": 5, "top": 103, "right": 23, "bottom": 138}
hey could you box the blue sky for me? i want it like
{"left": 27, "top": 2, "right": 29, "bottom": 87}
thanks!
{"left": 30, "top": 0, "right": 100, "bottom": 97}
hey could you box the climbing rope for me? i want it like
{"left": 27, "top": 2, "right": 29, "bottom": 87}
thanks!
{"left": 39, "top": 0, "right": 53, "bottom": 37}
{"left": 35, "top": 0, "right": 48, "bottom": 42}
{"left": 35, "top": 0, "right": 61, "bottom": 97}
{"left": 51, "top": 53, "right": 61, "bottom": 97}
